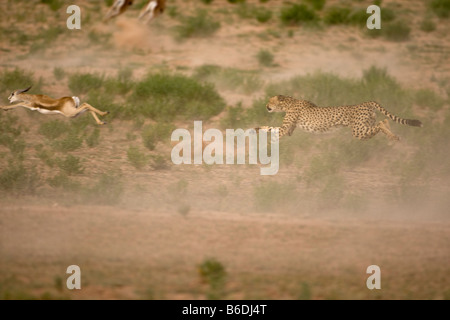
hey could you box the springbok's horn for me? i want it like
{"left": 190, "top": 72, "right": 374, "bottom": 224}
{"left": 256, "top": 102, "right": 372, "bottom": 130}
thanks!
{"left": 17, "top": 86, "right": 32, "bottom": 94}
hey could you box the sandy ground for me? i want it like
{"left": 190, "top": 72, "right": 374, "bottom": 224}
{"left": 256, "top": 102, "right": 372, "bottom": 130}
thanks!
{"left": 0, "top": 0, "right": 449, "bottom": 300}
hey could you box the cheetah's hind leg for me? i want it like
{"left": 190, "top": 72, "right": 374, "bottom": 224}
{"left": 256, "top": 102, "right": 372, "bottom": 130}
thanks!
{"left": 379, "top": 119, "right": 400, "bottom": 141}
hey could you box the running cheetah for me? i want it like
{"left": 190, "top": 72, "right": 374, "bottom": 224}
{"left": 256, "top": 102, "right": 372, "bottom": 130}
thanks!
{"left": 255, "top": 95, "right": 422, "bottom": 141}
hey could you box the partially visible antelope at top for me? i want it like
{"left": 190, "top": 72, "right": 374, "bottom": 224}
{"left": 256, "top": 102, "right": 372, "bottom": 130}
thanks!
{"left": 104, "top": 0, "right": 166, "bottom": 23}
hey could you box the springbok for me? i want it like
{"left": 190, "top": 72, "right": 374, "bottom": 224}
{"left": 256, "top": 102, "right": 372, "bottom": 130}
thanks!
{"left": 139, "top": 0, "right": 166, "bottom": 23}
{"left": 1, "top": 87, "right": 109, "bottom": 125}
{"left": 104, "top": 0, "right": 165, "bottom": 23}
{"left": 104, "top": 0, "right": 134, "bottom": 22}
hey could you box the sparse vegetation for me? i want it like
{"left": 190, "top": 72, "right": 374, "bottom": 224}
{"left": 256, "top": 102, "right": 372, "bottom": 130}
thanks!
{"left": 280, "top": 4, "right": 319, "bottom": 26}
{"left": 382, "top": 20, "right": 411, "bottom": 42}
{"left": 127, "top": 146, "right": 149, "bottom": 170}
{"left": 430, "top": 0, "right": 450, "bottom": 18}
{"left": 175, "top": 10, "right": 221, "bottom": 40}
{"left": 256, "top": 49, "right": 275, "bottom": 67}
{"left": 198, "top": 258, "right": 227, "bottom": 299}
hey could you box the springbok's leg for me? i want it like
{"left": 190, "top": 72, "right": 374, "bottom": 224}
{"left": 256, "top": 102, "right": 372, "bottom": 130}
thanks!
{"left": 69, "top": 103, "right": 109, "bottom": 125}
{"left": 0, "top": 102, "right": 32, "bottom": 111}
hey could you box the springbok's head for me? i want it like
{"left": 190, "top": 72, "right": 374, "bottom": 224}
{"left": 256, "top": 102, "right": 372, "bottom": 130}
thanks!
{"left": 8, "top": 86, "right": 32, "bottom": 103}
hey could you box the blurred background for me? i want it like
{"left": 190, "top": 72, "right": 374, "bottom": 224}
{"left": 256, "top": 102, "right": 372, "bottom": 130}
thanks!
{"left": 0, "top": 0, "right": 449, "bottom": 300}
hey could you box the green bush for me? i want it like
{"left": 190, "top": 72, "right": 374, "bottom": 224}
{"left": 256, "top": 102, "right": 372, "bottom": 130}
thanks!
{"left": 257, "top": 49, "right": 274, "bottom": 67}
{"left": 68, "top": 73, "right": 104, "bottom": 96}
{"left": 0, "top": 161, "right": 40, "bottom": 194}
{"left": 127, "top": 146, "right": 149, "bottom": 169}
{"left": 280, "top": 4, "right": 319, "bottom": 25}
{"left": 57, "top": 155, "right": 85, "bottom": 175}
{"left": 420, "top": 19, "right": 436, "bottom": 32}
{"left": 201, "top": 0, "right": 214, "bottom": 3}
{"left": 304, "top": 0, "right": 326, "bottom": 11}
{"left": 198, "top": 258, "right": 227, "bottom": 299}
{"left": 382, "top": 21, "right": 411, "bottom": 42}
{"left": 430, "top": 0, "right": 450, "bottom": 18}
{"left": 414, "top": 89, "right": 444, "bottom": 110}
{"left": 52, "top": 132, "right": 84, "bottom": 152}
{"left": 141, "top": 123, "right": 174, "bottom": 151}
{"left": 40, "top": 0, "right": 63, "bottom": 11}
{"left": 324, "top": 7, "right": 351, "bottom": 25}
{"left": 53, "top": 67, "right": 66, "bottom": 81}
{"left": 0, "top": 68, "right": 42, "bottom": 98}
{"left": 129, "top": 73, "right": 226, "bottom": 121}
{"left": 39, "top": 120, "right": 69, "bottom": 140}
{"left": 255, "top": 8, "right": 273, "bottom": 23}
{"left": 175, "top": 10, "right": 221, "bottom": 39}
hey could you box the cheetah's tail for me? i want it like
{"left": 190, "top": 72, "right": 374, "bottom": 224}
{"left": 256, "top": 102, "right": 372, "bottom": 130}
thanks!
{"left": 371, "top": 102, "right": 423, "bottom": 127}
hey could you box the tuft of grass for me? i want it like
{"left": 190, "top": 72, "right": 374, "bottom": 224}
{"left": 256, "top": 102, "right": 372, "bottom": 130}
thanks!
{"left": 68, "top": 73, "right": 104, "bottom": 96}
{"left": 53, "top": 67, "right": 66, "bottom": 81}
{"left": 129, "top": 73, "right": 226, "bottom": 121}
{"left": 0, "top": 68, "right": 42, "bottom": 98}
{"left": 430, "top": 0, "right": 450, "bottom": 18}
{"left": 151, "top": 154, "right": 170, "bottom": 170}
{"left": 47, "top": 173, "right": 80, "bottom": 191}
{"left": 0, "top": 161, "right": 40, "bottom": 195}
{"left": 39, "top": 120, "right": 69, "bottom": 140}
{"left": 141, "top": 123, "right": 175, "bottom": 151}
{"left": 200, "top": 0, "right": 214, "bottom": 3}
{"left": 324, "top": 7, "right": 351, "bottom": 25}
{"left": 256, "top": 49, "right": 275, "bottom": 67}
{"left": 40, "top": 0, "right": 63, "bottom": 11}
{"left": 420, "top": 19, "right": 436, "bottom": 32}
{"left": 280, "top": 4, "right": 319, "bottom": 26}
{"left": 52, "top": 132, "right": 84, "bottom": 153}
{"left": 85, "top": 128, "right": 101, "bottom": 148}
{"left": 175, "top": 10, "right": 221, "bottom": 40}
{"left": 382, "top": 20, "right": 411, "bottom": 42}
{"left": 304, "top": 0, "right": 326, "bottom": 11}
{"left": 198, "top": 258, "right": 227, "bottom": 299}
{"left": 57, "top": 155, "right": 84, "bottom": 175}
{"left": 127, "top": 146, "right": 149, "bottom": 169}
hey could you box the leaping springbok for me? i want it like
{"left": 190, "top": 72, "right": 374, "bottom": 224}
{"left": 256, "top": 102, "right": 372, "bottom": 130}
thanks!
{"left": 104, "top": 0, "right": 165, "bottom": 23}
{"left": 103, "top": 0, "right": 134, "bottom": 22}
{"left": 139, "top": 0, "right": 166, "bottom": 24}
{"left": 1, "top": 87, "right": 109, "bottom": 125}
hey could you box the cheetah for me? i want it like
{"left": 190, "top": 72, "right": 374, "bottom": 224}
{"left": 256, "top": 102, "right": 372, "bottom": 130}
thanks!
{"left": 255, "top": 95, "right": 422, "bottom": 141}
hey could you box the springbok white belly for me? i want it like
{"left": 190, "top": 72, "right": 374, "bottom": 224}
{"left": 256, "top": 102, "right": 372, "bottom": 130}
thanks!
{"left": 26, "top": 106, "right": 63, "bottom": 115}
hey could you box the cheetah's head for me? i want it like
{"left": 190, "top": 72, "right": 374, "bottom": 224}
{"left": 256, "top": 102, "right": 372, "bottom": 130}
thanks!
{"left": 266, "top": 95, "right": 289, "bottom": 112}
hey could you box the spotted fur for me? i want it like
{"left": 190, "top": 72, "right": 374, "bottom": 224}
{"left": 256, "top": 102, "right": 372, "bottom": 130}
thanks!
{"left": 256, "top": 95, "right": 422, "bottom": 141}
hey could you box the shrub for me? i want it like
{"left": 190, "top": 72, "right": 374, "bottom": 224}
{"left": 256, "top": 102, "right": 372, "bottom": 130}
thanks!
{"left": 52, "top": 132, "right": 84, "bottom": 152}
{"left": 127, "top": 146, "right": 149, "bottom": 169}
{"left": 414, "top": 89, "right": 444, "bottom": 110}
{"left": 0, "top": 161, "right": 40, "bottom": 194}
{"left": 382, "top": 21, "right": 411, "bottom": 42}
{"left": 324, "top": 7, "right": 351, "bottom": 25}
{"left": 280, "top": 4, "right": 318, "bottom": 25}
{"left": 255, "top": 8, "right": 272, "bottom": 23}
{"left": 200, "top": 0, "right": 214, "bottom": 4}
{"left": 198, "top": 258, "right": 227, "bottom": 299}
{"left": 306, "top": 0, "right": 326, "bottom": 11}
{"left": 40, "top": 0, "right": 63, "bottom": 11}
{"left": 151, "top": 154, "right": 170, "bottom": 170}
{"left": 53, "top": 67, "right": 66, "bottom": 80}
{"left": 257, "top": 49, "right": 274, "bottom": 67}
{"left": 39, "top": 120, "right": 69, "bottom": 140}
{"left": 430, "top": 0, "right": 450, "bottom": 18}
{"left": 420, "top": 19, "right": 436, "bottom": 32}
{"left": 68, "top": 73, "right": 104, "bottom": 95}
{"left": 175, "top": 10, "right": 221, "bottom": 39}
{"left": 0, "top": 68, "right": 42, "bottom": 97}
{"left": 129, "top": 73, "right": 226, "bottom": 121}
{"left": 57, "top": 155, "right": 84, "bottom": 175}
{"left": 141, "top": 123, "right": 175, "bottom": 151}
